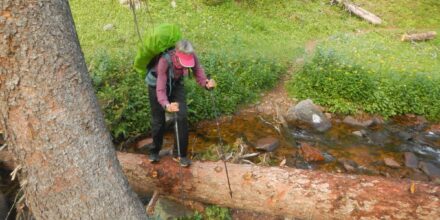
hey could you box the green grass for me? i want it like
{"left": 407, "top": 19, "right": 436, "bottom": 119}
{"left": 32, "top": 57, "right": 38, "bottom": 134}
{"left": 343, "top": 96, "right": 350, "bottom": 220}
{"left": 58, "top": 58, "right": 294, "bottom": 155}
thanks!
{"left": 351, "top": 0, "right": 440, "bottom": 28}
{"left": 71, "top": 0, "right": 373, "bottom": 61}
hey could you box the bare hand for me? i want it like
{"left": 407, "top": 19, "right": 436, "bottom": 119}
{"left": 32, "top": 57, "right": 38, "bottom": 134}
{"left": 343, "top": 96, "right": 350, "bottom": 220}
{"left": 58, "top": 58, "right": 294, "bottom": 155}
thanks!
{"left": 166, "top": 102, "right": 179, "bottom": 112}
{"left": 206, "top": 79, "right": 216, "bottom": 89}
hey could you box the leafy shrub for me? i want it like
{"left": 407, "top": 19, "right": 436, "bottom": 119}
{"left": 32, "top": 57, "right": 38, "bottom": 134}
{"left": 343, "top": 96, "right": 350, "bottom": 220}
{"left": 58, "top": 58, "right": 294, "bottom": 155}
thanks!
{"left": 288, "top": 33, "right": 440, "bottom": 120}
{"left": 90, "top": 50, "right": 151, "bottom": 141}
{"left": 177, "top": 205, "right": 231, "bottom": 220}
{"left": 204, "top": 205, "right": 231, "bottom": 220}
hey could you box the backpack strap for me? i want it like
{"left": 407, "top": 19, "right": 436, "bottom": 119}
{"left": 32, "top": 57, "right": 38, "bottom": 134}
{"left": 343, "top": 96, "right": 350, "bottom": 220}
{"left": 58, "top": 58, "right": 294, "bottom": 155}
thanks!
{"left": 162, "top": 52, "right": 175, "bottom": 96}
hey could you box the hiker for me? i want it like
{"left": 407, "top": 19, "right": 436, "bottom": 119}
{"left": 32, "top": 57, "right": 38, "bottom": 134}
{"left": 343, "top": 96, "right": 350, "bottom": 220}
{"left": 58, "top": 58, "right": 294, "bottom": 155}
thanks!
{"left": 146, "top": 40, "right": 216, "bottom": 167}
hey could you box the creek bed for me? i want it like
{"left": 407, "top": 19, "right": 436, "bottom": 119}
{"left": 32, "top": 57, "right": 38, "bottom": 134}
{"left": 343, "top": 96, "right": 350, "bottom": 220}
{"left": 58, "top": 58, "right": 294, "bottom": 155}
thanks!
{"left": 131, "top": 113, "right": 440, "bottom": 183}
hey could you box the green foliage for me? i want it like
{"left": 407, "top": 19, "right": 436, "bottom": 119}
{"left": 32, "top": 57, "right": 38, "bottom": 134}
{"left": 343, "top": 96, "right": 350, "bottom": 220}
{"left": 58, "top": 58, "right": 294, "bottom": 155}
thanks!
{"left": 203, "top": 205, "right": 231, "bottom": 220}
{"left": 288, "top": 32, "right": 440, "bottom": 120}
{"left": 179, "top": 205, "right": 231, "bottom": 220}
{"left": 90, "top": 50, "right": 151, "bottom": 140}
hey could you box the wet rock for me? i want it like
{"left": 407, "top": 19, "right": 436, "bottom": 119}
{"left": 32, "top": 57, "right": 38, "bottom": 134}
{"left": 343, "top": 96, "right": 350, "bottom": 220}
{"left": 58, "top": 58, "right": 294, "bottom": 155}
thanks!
{"left": 325, "top": 113, "right": 332, "bottom": 119}
{"left": 340, "top": 159, "right": 358, "bottom": 172}
{"left": 366, "top": 130, "right": 390, "bottom": 146}
{"left": 154, "top": 198, "right": 193, "bottom": 220}
{"left": 352, "top": 130, "right": 365, "bottom": 137}
{"left": 397, "top": 131, "right": 413, "bottom": 141}
{"left": 424, "top": 131, "right": 440, "bottom": 141}
{"left": 285, "top": 99, "right": 331, "bottom": 132}
{"left": 384, "top": 157, "right": 401, "bottom": 168}
{"left": 103, "top": 23, "right": 114, "bottom": 31}
{"left": 407, "top": 170, "right": 430, "bottom": 182}
{"left": 419, "top": 162, "right": 440, "bottom": 179}
{"left": 299, "top": 143, "right": 324, "bottom": 162}
{"left": 322, "top": 152, "right": 335, "bottom": 162}
{"left": 255, "top": 137, "right": 280, "bottom": 152}
{"left": 404, "top": 152, "right": 419, "bottom": 169}
{"left": 135, "top": 137, "right": 153, "bottom": 149}
{"left": 343, "top": 116, "right": 374, "bottom": 127}
{"left": 372, "top": 117, "right": 385, "bottom": 125}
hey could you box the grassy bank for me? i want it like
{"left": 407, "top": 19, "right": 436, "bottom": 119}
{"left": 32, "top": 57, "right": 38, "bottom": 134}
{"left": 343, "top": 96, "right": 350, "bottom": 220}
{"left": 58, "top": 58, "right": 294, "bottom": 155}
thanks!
{"left": 287, "top": 0, "right": 440, "bottom": 120}
{"left": 288, "top": 31, "right": 440, "bottom": 119}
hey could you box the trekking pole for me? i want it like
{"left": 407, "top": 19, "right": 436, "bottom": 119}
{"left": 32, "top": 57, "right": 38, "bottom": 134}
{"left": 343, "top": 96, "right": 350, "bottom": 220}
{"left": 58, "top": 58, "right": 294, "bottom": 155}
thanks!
{"left": 207, "top": 78, "right": 233, "bottom": 199}
{"left": 174, "top": 112, "right": 184, "bottom": 200}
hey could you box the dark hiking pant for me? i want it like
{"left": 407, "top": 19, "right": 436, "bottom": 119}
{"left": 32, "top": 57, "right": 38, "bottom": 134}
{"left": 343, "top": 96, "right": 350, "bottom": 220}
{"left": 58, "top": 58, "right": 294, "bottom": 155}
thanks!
{"left": 148, "top": 82, "right": 189, "bottom": 157}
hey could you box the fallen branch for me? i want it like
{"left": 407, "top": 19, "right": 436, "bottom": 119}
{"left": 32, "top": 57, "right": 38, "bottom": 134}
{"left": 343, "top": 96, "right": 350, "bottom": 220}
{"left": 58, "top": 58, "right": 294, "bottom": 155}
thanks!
{"left": 333, "top": 0, "right": 382, "bottom": 25}
{"left": 401, "top": 31, "right": 437, "bottom": 42}
{"left": 118, "top": 152, "right": 440, "bottom": 219}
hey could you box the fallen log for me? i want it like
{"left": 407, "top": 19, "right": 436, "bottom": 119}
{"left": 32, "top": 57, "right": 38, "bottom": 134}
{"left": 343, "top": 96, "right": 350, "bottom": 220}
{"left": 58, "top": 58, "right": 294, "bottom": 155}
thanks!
{"left": 333, "top": 0, "right": 382, "bottom": 25}
{"left": 401, "top": 31, "right": 437, "bottom": 42}
{"left": 1, "top": 151, "right": 439, "bottom": 218}
{"left": 118, "top": 152, "right": 440, "bottom": 219}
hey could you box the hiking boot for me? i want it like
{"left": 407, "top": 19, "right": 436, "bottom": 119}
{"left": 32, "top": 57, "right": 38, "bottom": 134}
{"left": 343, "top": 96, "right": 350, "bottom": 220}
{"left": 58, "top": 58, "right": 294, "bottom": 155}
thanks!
{"left": 148, "top": 153, "right": 160, "bottom": 163}
{"left": 173, "top": 156, "right": 192, "bottom": 167}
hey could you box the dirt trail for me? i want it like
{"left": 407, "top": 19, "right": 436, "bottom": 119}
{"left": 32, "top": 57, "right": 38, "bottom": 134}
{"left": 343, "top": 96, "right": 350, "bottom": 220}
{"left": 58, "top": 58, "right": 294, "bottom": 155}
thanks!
{"left": 241, "top": 40, "right": 318, "bottom": 116}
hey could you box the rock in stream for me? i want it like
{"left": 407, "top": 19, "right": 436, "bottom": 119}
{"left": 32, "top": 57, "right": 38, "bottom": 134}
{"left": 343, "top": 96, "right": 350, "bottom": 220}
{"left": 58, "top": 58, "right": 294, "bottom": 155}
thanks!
{"left": 286, "top": 99, "right": 331, "bottom": 132}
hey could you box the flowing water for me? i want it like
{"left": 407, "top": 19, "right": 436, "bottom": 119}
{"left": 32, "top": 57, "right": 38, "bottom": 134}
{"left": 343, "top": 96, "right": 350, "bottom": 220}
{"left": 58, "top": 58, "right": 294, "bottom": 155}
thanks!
{"left": 132, "top": 113, "right": 440, "bottom": 182}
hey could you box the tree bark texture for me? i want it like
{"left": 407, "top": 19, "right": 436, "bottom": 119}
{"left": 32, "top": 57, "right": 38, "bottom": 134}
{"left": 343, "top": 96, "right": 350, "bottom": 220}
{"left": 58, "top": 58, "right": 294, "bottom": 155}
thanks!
{"left": 0, "top": 1, "right": 147, "bottom": 219}
{"left": 334, "top": 0, "right": 382, "bottom": 25}
{"left": 401, "top": 31, "right": 437, "bottom": 42}
{"left": 118, "top": 152, "right": 440, "bottom": 220}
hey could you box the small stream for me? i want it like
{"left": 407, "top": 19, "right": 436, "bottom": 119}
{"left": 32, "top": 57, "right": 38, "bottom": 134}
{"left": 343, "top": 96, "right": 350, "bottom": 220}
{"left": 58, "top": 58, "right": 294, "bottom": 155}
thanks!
{"left": 132, "top": 113, "right": 440, "bottom": 182}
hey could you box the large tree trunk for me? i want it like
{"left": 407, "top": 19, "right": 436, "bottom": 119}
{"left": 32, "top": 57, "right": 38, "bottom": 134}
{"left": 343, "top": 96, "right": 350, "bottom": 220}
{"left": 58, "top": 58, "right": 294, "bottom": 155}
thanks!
{"left": 118, "top": 152, "right": 440, "bottom": 219}
{"left": 0, "top": 1, "right": 147, "bottom": 219}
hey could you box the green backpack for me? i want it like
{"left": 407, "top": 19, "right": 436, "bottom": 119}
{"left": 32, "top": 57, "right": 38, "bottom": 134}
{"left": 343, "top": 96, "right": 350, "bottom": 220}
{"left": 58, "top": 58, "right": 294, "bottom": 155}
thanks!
{"left": 133, "top": 23, "right": 182, "bottom": 78}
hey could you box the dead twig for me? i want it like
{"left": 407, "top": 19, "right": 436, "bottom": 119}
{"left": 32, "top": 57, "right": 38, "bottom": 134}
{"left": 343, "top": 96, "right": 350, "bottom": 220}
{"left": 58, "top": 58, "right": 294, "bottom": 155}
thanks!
{"left": 258, "top": 116, "right": 281, "bottom": 135}
{"left": 146, "top": 190, "right": 160, "bottom": 216}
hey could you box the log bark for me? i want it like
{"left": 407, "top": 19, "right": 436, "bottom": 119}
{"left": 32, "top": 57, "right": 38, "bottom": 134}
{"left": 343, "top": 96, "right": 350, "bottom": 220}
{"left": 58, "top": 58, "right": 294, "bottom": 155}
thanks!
{"left": 0, "top": 1, "right": 147, "bottom": 219}
{"left": 334, "top": 0, "right": 382, "bottom": 25}
{"left": 401, "top": 31, "right": 437, "bottom": 42}
{"left": 118, "top": 152, "right": 440, "bottom": 219}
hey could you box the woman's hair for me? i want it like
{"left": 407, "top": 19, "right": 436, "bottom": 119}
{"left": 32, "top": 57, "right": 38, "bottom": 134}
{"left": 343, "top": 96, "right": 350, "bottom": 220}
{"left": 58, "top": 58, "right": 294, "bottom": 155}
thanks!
{"left": 176, "top": 40, "right": 194, "bottom": 54}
